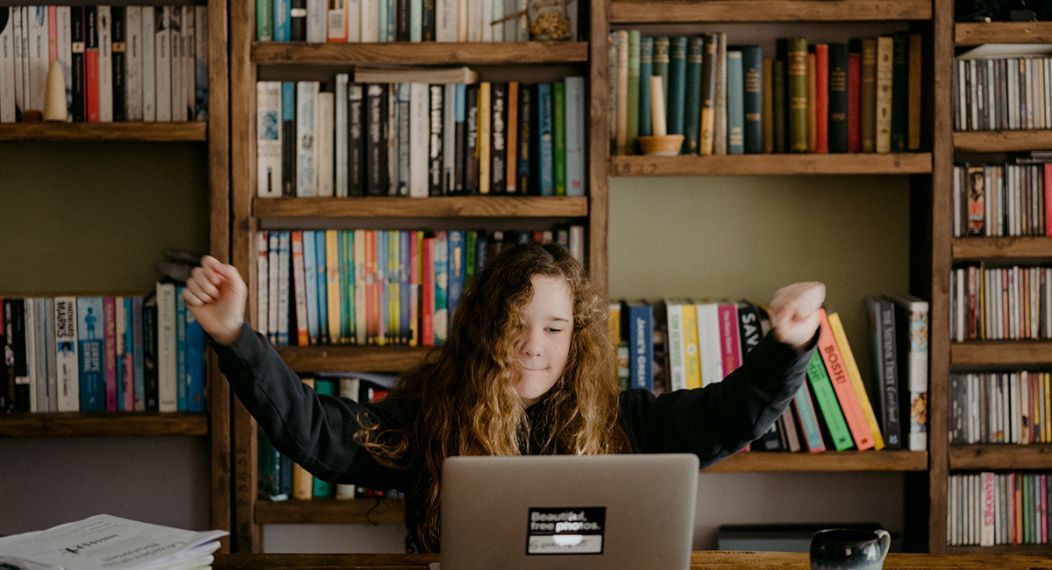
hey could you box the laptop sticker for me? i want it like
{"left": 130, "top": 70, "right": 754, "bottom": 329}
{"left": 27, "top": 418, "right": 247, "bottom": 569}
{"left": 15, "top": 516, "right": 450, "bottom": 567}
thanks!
{"left": 525, "top": 507, "right": 606, "bottom": 555}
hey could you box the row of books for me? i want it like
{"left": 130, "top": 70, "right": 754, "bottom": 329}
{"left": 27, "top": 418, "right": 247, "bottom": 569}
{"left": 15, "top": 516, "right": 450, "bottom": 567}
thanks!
{"left": 608, "top": 32, "right": 922, "bottom": 156}
{"left": 954, "top": 51, "right": 1052, "bottom": 132}
{"left": 608, "top": 297, "right": 928, "bottom": 453}
{"left": 950, "top": 371, "right": 1052, "bottom": 445}
{"left": 949, "top": 265, "right": 1052, "bottom": 342}
{"left": 258, "top": 376, "right": 403, "bottom": 501}
{"left": 256, "top": 74, "right": 585, "bottom": 198}
{"left": 256, "top": 227, "right": 584, "bottom": 347}
{"left": 0, "top": 5, "right": 208, "bottom": 124}
{"left": 949, "top": 472, "right": 1052, "bottom": 547}
{"left": 0, "top": 286, "right": 206, "bottom": 415}
{"left": 255, "top": 0, "right": 585, "bottom": 43}
{"left": 953, "top": 162, "right": 1052, "bottom": 238}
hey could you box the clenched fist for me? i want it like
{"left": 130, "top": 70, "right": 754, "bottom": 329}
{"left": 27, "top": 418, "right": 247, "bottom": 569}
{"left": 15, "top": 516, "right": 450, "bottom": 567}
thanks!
{"left": 768, "top": 281, "right": 826, "bottom": 350}
{"left": 183, "top": 255, "right": 248, "bottom": 346}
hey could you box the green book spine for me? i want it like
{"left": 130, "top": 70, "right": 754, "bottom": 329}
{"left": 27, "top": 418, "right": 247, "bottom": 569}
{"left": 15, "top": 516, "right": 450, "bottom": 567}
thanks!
{"left": 311, "top": 378, "right": 336, "bottom": 497}
{"left": 257, "top": 0, "right": 273, "bottom": 40}
{"left": 342, "top": 230, "right": 354, "bottom": 343}
{"left": 806, "top": 351, "right": 854, "bottom": 451}
{"left": 699, "top": 33, "right": 717, "bottom": 155}
{"left": 861, "top": 38, "right": 877, "bottom": 153}
{"left": 553, "top": 81, "right": 566, "bottom": 196}
{"left": 828, "top": 43, "right": 849, "bottom": 153}
{"left": 639, "top": 36, "right": 653, "bottom": 137}
{"left": 652, "top": 36, "right": 670, "bottom": 115}
{"left": 667, "top": 36, "right": 687, "bottom": 136}
{"left": 773, "top": 42, "right": 786, "bottom": 153}
{"left": 465, "top": 230, "right": 477, "bottom": 287}
{"left": 683, "top": 36, "right": 703, "bottom": 154}
{"left": 740, "top": 45, "right": 763, "bottom": 154}
{"left": 787, "top": 37, "right": 809, "bottom": 153}
{"left": 726, "top": 50, "right": 744, "bottom": 155}
{"left": 891, "top": 33, "right": 909, "bottom": 151}
{"left": 627, "top": 30, "right": 640, "bottom": 153}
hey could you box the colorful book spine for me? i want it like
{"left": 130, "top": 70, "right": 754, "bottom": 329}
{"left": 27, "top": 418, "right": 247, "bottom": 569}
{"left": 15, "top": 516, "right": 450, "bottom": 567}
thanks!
{"left": 787, "top": 37, "right": 808, "bottom": 153}
{"left": 806, "top": 350, "right": 853, "bottom": 451}
{"left": 76, "top": 297, "right": 104, "bottom": 412}
{"left": 103, "top": 296, "right": 117, "bottom": 411}
{"left": 828, "top": 312, "right": 885, "bottom": 450}
{"left": 793, "top": 380, "right": 827, "bottom": 452}
{"left": 625, "top": 301, "right": 654, "bottom": 392}
{"left": 818, "top": 309, "right": 875, "bottom": 450}
{"left": 726, "top": 50, "right": 744, "bottom": 155}
{"left": 740, "top": 45, "right": 763, "bottom": 154}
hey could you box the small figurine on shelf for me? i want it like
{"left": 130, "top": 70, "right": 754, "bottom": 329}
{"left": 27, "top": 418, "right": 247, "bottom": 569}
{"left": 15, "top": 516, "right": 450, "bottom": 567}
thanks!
{"left": 43, "top": 60, "right": 68, "bottom": 122}
{"left": 528, "top": 0, "right": 571, "bottom": 41}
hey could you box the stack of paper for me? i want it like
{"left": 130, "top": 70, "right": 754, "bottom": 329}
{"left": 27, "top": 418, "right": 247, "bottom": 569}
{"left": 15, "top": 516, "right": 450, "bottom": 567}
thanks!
{"left": 0, "top": 514, "right": 227, "bottom": 570}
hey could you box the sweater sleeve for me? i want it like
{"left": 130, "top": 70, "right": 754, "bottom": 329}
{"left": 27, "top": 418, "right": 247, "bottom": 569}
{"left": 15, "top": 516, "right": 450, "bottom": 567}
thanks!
{"left": 619, "top": 332, "right": 817, "bottom": 468}
{"left": 211, "top": 323, "right": 413, "bottom": 491}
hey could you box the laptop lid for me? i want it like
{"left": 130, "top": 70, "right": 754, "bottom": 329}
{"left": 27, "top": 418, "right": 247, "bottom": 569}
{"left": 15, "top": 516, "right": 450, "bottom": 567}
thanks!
{"left": 441, "top": 454, "right": 699, "bottom": 570}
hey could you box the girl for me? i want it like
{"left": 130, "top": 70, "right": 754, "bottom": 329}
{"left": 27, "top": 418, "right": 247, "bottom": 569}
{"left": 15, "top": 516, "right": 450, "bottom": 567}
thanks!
{"left": 186, "top": 242, "right": 824, "bottom": 553}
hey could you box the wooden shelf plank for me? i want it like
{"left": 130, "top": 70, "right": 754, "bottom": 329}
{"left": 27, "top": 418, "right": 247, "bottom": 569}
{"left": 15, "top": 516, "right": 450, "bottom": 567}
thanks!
{"left": 953, "top": 237, "right": 1052, "bottom": 260}
{"left": 609, "top": 154, "right": 932, "bottom": 176}
{"left": 254, "top": 498, "right": 404, "bottom": 525}
{"left": 610, "top": 1, "right": 932, "bottom": 23}
{"left": 0, "top": 413, "right": 208, "bottom": 437}
{"left": 0, "top": 122, "right": 206, "bottom": 142}
{"left": 952, "top": 342, "right": 1052, "bottom": 367}
{"left": 947, "top": 545, "right": 1052, "bottom": 555}
{"left": 702, "top": 451, "right": 928, "bottom": 472}
{"left": 950, "top": 445, "right": 1052, "bottom": 470}
{"left": 276, "top": 345, "right": 434, "bottom": 373}
{"left": 254, "top": 196, "right": 589, "bottom": 219}
{"left": 956, "top": 22, "right": 1052, "bottom": 45}
{"left": 954, "top": 131, "right": 1052, "bottom": 153}
{"left": 252, "top": 41, "right": 588, "bottom": 65}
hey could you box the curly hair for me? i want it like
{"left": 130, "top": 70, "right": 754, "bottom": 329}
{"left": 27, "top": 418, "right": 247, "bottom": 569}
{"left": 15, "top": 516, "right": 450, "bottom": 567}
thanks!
{"left": 354, "top": 241, "right": 630, "bottom": 552}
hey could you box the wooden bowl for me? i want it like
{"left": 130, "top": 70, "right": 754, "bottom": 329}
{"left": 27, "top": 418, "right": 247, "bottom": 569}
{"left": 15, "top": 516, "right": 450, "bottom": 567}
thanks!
{"left": 638, "top": 134, "right": 684, "bottom": 157}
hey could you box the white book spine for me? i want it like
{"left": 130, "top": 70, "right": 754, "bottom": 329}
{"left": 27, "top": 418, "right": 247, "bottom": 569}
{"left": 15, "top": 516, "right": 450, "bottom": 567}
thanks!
{"left": 44, "top": 298, "right": 57, "bottom": 413}
{"left": 666, "top": 302, "right": 686, "bottom": 392}
{"left": 436, "top": 0, "right": 455, "bottom": 42}
{"left": 257, "top": 231, "right": 270, "bottom": 338}
{"left": 480, "top": 0, "right": 491, "bottom": 42}
{"left": 489, "top": 0, "right": 502, "bottom": 42}
{"left": 696, "top": 303, "right": 723, "bottom": 386}
{"left": 296, "top": 81, "right": 319, "bottom": 196}
{"left": 516, "top": 0, "right": 527, "bottom": 41}
{"left": 0, "top": 7, "right": 15, "bottom": 122}
{"left": 168, "top": 6, "right": 181, "bottom": 121}
{"left": 126, "top": 7, "right": 143, "bottom": 121}
{"left": 335, "top": 377, "right": 360, "bottom": 498}
{"left": 307, "top": 0, "right": 326, "bottom": 42}
{"left": 13, "top": 8, "right": 24, "bottom": 117}
{"left": 25, "top": 297, "right": 38, "bottom": 413}
{"left": 157, "top": 282, "right": 178, "bottom": 412}
{"left": 360, "top": 0, "right": 378, "bottom": 42}
{"left": 256, "top": 81, "right": 283, "bottom": 197}
{"left": 335, "top": 74, "right": 349, "bottom": 197}
{"left": 194, "top": 6, "right": 208, "bottom": 121}
{"left": 317, "top": 91, "right": 335, "bottom": 197}
{"left": 456, "top": 0, "right": 467, "bottom": 42}
{"left": 142, "top": 7, "right": 155, "bottom": 121}
{"left": 410, "top": 0, "right": 422, "bottom": 42}
{"left": 268, "top": 232, "right": 280, "bottom": 341}
{"left": 292, "top": 233, "right": 308, "bottom": 342}
{"left": 346, "top": 0, "right": 360, "bottom": 42}
{"left": 154, "top": 7, "right": 170, "bottom": 122}
{"left": 28, "top": 6, "right": 48, "bottom": 113}
{"left": 183, "top": 6, "right": 194, "bottom": 121}
{"left": 467, "top": 0, "right": 480, "bottom": 42}
{"left": 56, "top": 7, "right": 72, "bottom": 122}
{"left": 564, "top": 76, "right": 585, "bottom": 196}
{"left": 569, "top": 225, "right": 584, "bottom": 266}
{"left": 328, "top": 0, "right": 347, "bottom": 42}
{"left": 409, "top": 82, "right": 429, "bottom": 198}
{"left": 97, "top": 6, "right": 112, "bottom": 122}
{"left": 54, "top": 296, "right": 79, "bottom": 412}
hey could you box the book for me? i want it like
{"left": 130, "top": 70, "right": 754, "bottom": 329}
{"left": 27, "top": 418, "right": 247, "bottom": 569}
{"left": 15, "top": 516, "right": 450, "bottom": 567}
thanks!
{"left": 552, "top": 81, "right": 565, "bottom": 196}
{"left": 861, "top": 38, "right": 877, "bottom": 153}
{"left": 792, "top": 379, "right": 827, "bottom": 452}
{"left": 805, "top": 350, "right": 854, "bottom": 451}
{"left": 317, "top": 92, "right": 335, "bottom": 197}
{"left": 699, "top": 34, "right": 717, "bottom": 155}
{"left": 682, "top": 35, "right": 702, "bottom": 154}
{"left": 626, "top": 30, "right": 640, "bottom": 153}
{"left": 891, "top": 33, "right": 908, "bottom": 151}
{"left": 813, "top": 43, "right": 828, "bottom": 153}
{"left": 624, "top": 300, "right": 654, "bottom": 391}
{"left": 890, "top": 294, "right": 929, "bottom": 452}
{"left": 828, "top": 43, "right": 849, "bottom": 153}
{"left": 257, "top": 82, "right": 283, "bottom": 197}
{"left": 875, "top": 36, "right": 893, "bottom": 153}
{"left": 726, "top": 50, "right": 744, "bottom": 155}
{"left": 866, "top": 296, "right": 902, "bottom": 450}
{"left": 818, "top": 309, "right": 875, "bottom": 450}
{"left": 787, "top": 37, "right": 808, "bottom": 153}
{"left": 53, "top": 297, "right": 79, "bottom": 412}
{"left": 827, "top": 311, "right": 885, "bottom": 450}
{"left": 740, "top": 45, "right": 763, "bottom": 154}
{"left": 76, "top": 297, "right": 104, "bottom": 412}
{"left": 638, "top": 36, "right": 653, "bottom": 138}
{"left": 847, "top": 41, "right": 861, "bottom": 153}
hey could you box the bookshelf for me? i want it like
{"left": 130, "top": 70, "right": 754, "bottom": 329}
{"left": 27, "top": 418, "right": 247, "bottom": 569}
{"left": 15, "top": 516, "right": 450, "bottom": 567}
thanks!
{"left": 608, "top": 0, "right": 933, "bottom": 23}
{"left": 705, "top": 451, "right": 928, "bottom": 473}
{"left": 0, "top": 0, "right": 231, "bottom": 545}
{"left": 610, "top": 154, "right": 932, "bottom": 176}
{"left": 227, "top": 0, "right": 606, "bottom": 551}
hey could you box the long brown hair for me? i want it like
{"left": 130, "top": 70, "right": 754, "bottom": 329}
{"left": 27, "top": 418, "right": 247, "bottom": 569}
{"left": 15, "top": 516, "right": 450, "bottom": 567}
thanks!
{"left": 355, "top": 241, "right": 630, "bottom": 551}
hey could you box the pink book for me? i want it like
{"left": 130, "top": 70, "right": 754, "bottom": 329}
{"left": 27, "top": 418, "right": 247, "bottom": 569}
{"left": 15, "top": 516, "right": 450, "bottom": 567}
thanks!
{"left": 103, "top": 296, "right": 117, "bottom": 412}
{"left": 717, "top": 303, "right": 742, "bottom": 378}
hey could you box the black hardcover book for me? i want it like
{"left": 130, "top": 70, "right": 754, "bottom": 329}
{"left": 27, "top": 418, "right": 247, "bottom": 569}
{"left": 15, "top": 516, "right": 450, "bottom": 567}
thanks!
{"left": 348, "top": 84, "right": 365, "bottom": 197}
{"left": 71, "top": 7, "right": 86, "bottom": 122}
{"left": 452, "top": 86, "right": 466, "bottom": 194}
{"left": 9, "top": 299, "right": 27, "bottom": 412}
{"left": 828, "top": 43, "right": 849, "bottom": 153}
{"left": 866, "top": 296, "right": 902, "bottom": 450}
{"left": 142, "top": 295, "right": 159, "bottom": 412}
{"left": 396, "top": 84, "right": 410, "bottom": 197}
{"left": 429, "top": 84, "right": 444, "bottom": 196}
{"left": 290, "top": 0, "right": 306, "bottom": 41}
{"left": 774, "top": 39, "right": 788, "bottom": 154}
{"left": 517, "top": 85, "right": 531, "bottom": 194}
{"left": 396, "top": 0, "right": 410, "bottom": 41}
{"left": 282, "top": 83, "right": 296, "bottom": 196}
{"left": 1, "top": 300, "right": 12, "bottom": 412}
{"left": 422, "top": 0, "right": 435, "bottom": 41}
{"left": 111, "top": 7, "right": 127, "bottom": 121}
{"left": 740, "top": 45, "right": 763, "bottom": 154}
{"left": 465, "top": 84, "right": 479, "bottom": 194}
{"left": 490, "top": 83, "right": 506, "bottom": 194}
{"left": 366, "top": 84, "right": 389, "bottom": 196}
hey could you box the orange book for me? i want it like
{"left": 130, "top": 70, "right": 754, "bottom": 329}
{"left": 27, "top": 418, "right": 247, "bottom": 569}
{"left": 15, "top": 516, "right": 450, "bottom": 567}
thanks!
{"left": 817, "top": 309, "right": 875, "bottom": 450}
{"left": 506, "top": 82, "right": 519, "bottom": 193}
{"left": 291, "top": 231, "right": 310, "bottom": 347}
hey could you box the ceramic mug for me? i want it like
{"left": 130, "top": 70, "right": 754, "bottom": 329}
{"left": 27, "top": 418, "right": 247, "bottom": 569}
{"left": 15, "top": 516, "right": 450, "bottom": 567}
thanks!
{"left": 809, "top": 528, "right": 891, "bottom": 570}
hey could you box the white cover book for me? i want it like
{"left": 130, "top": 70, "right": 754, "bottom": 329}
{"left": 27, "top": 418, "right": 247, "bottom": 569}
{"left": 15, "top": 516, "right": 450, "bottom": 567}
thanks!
{"left": 436, "top": 0, "right": 455, "bottom": 42}
{"left": 28, "top": 6, "right": 48, "bottom": 113}
{"left": 409, "top": 82, "right": 429, "bottom": 198}
{"left": 360, "top": 0, "right": 378, "bottom": 42}
{"left": 569, "top": 224, "right": 584, "bottom": 266}
{"left": 328, "top": 0, "right": 347, "bottom": 42}
{"left": 296, "top": 81, "right": 319, "bottom": 196}
{"left": 479, "top": 0, "right": 491, "bottom": 42}
{"left": 44, "top": 298, "right": 57, "bottom": 413}
{"left": 154, "top": 6, "right": 171, "bottom": 122}
{"left": 335, "top": 74, "right": 349, "bottom": 196}
{"left": 13, "top": 8, "right": 24, "bottom": 118}
{"left": 142, "top": 6, "right": 156, "bottom": 121}
{"left": 97, "top": 6, "right": 112, "bottom": 122}
{"left": 53, "top": 296, "right": 79, "bottom": 412}
{"left": 125, "top": 7, "right": 143, "bottom": 120}
{"left": 564, "top": 76, "right": 585, "bottom": 196}
{"left": 268, "top": 232, "right": 280, "bottom": 341}
{"left": 256, "top": 81, "right": 283, "bottom": 197}
{"left": 317, "top": 91, "right": 335, "bottom": 197}
{"left": 257, "top": 231, "right": 269, "bottom": 338}
{"left": 278, "top": 233, "right": 291, "bottom": 346}
{"left": 56, "top": 7, "right": 72, "bottom": 122}
{"left": 466, "top": 0, "right": 480, "bottom": 42}
{"left": 25, "top": 297, "right": 38, "bottom": 413}
{"left": 307, "top": 0, "right": 326, "bottom": 43}
{"left": 515, "top": 0, "right": 527, "bottom": 41}
{"left": 410, "top": 0, "right": 422, "bottom": 42}
{"left": 156, "top": 282, "right": 178, "bottom": 413}
{"left": 183, "top": 6, "right": 194, "bottom": 121}
{"left": 665, "top": 301, "right": 686, "bottom": 392}
{"left": 457, "top": 0, "right": 467, "bottom": 42}
{"left": 695, "top": 302, "right": 723, "bottom": 386}
{"left": 335, "top": 377, "right": 360, "bottom": 498}
{"left": 168, "top": 7, "right": 181, "bottom": 121}
{"left": 0, "top": 7, "right": 15, "bottom": 122}
{"left": 489, "top": 0, "right": 501, "bottom": 42}
{"left": 346, "top": 0, "right": 360, "bottom": 42}
{"left": 194, "top": 6, "right": 207, "bottom": 121}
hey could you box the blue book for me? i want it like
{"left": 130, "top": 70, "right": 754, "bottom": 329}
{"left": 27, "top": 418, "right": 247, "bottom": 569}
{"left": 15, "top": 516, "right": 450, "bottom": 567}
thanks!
{"left": 185, "top": 310, "right": 205, "bottom": 413}
{"left": 683, "top": 36, "right": 703, "bottom": 154}
{"left": 447, "top": 231, "right": 465, "bottom": 319}
{"left": 315, "top": 231, "right": 329, "bottom": 345}
{"left": 114, "top": 298, "right": 124, "bottom": 411}
{"left": 667, "top": 36, "right": 688, "bottom": 136}
{"left": 122, "top": 296, "right": 136, "bottom": 410}
{"left": 727, "top": 50, "right": 745, "bottom": 155}
{"left": 175, "top": 288, "right": 188, "bottom": 412}
{"left": 534, "top": 83, "right": 554, "bottom": 196}
{"left": 273, "top": 0, "right": 290, "bottom": 41}
{"left": 277, "top": 231, "right": 291, "bottom": 346}
{"left": 638, "top": 36, "right": 653, "bottom": 137}
{"left": 399, "top": 231, "right": 410, "bottom": 343}
{"left": 433, "top": 231, "right": 448, "bottom": 345}
{"left": 624, "top": 301, "right": 654, "bottom": 392}
{"left": 132, "top": 296, "right": 145, "bottom": 411}
{"left": 453, "top": 84, "right": 467, "bottom": 193}
{"left": 76, "top": 297, "right": 105, "bottom": 412}
{"left": 303, "top": 230, "right": 319, "bottom": 344}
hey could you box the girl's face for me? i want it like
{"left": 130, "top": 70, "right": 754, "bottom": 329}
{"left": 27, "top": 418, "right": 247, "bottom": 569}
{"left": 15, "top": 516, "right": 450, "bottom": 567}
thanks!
{"left": 514, "top": 275, "right": 574, "bottom": 407}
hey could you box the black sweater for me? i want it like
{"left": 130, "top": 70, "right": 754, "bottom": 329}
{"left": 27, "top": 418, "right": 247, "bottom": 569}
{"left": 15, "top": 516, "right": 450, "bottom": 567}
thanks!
{"left": 213, "top": 323, "right": 816, "bottom": 551}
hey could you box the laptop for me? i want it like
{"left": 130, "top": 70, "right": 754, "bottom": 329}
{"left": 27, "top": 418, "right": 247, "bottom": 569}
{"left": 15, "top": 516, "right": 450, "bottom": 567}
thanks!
{"left": 440, "top": 454, "right": 699, "bottom": 569}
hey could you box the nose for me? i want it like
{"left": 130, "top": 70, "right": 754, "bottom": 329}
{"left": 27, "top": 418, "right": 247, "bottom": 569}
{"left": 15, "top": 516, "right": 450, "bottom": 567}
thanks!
{"left": 520, "top": 327, "right": 543, "bottom": 358}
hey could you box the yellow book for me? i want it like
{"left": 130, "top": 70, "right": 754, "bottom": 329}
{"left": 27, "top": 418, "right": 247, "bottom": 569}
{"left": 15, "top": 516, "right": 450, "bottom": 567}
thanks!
{"left": 681, "top": 302, "right": 702, "bottom": 389}
{"left": 478, "top": 82, "right": 491, "bottom": 194}
{"left": 828, "top": 312, "right": 886, "bottom": 450}
{"left": 608, "top": 302, "right": 622, "bottom": 353}
{"left": 326, "top": 230, "right": 341, "bottom": 344}
{"left": 292, "top": 377, "right": 316, "bottom": 499}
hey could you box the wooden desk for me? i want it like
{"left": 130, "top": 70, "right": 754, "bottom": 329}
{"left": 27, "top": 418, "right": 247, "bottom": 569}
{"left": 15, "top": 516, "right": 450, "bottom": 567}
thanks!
{"left": 214, "top": 550, "right": 1052, "bottom": 568}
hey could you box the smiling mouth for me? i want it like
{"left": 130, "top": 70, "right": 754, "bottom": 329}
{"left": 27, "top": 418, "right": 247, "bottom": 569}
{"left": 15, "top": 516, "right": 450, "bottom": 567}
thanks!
{"left": 522, "top": 367, "right": 548, "bottom": 371}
